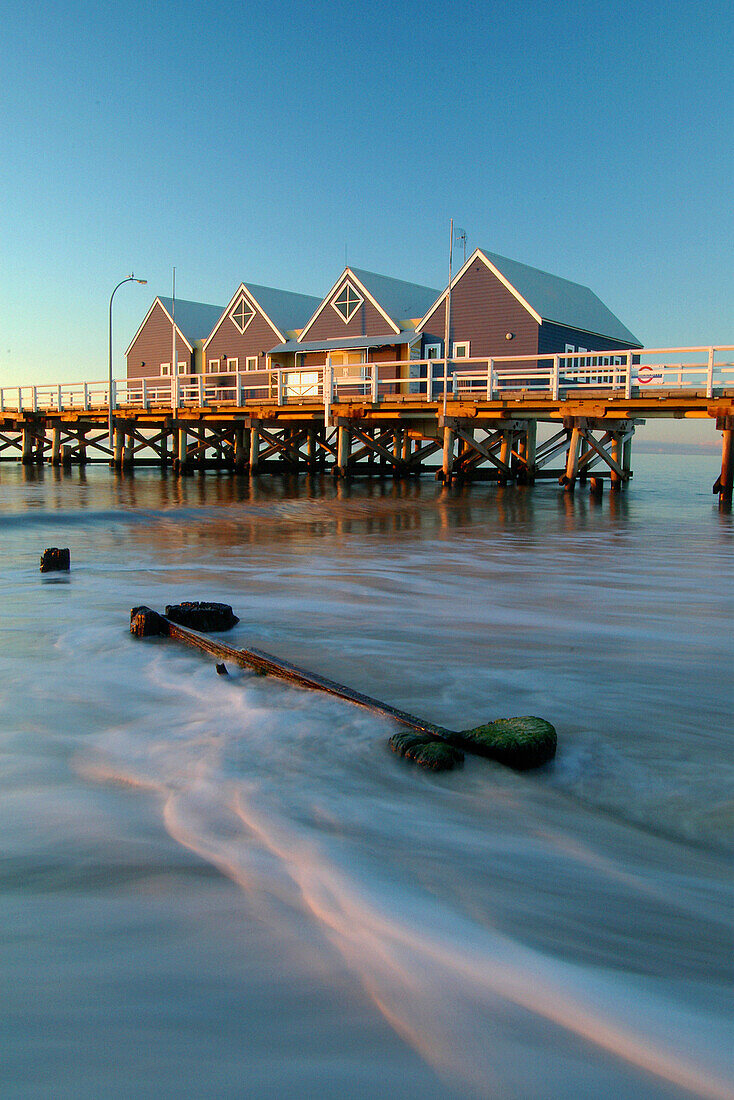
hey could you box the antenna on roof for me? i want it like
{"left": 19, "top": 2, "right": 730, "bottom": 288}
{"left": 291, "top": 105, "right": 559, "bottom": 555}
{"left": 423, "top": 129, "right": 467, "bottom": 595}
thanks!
{"left": 455, "top": 227, "right": 467, "bottom": 265}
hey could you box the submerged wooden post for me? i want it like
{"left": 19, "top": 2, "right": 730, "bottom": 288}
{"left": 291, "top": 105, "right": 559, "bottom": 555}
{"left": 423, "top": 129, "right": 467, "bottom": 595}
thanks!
{"left": 51, "top": 425, "right": 62, "bottom": 466}
{"left": 160, "top": 428, "right": 169, "bottom": 469}
{"left": 78, "top": 429, "right": 88, "bottom": 466}
{"left": 61, "top": 445, "right": 72, "bottom": 468}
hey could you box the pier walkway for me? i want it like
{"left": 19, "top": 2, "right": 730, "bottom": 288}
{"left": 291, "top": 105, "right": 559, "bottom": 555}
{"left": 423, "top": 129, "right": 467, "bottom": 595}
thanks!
{"left": 2, "top": 345, "right": 733, "bottom": 505}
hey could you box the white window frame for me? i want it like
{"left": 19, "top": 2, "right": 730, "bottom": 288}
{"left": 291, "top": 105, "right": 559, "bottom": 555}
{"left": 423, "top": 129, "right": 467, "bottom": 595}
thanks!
{"left": 331, "top": 281, "right": 363, "bottom": 324}
{"left": 245, "top": 356, "right": 259, "bottom": 371}
{"left": 424, "top": 343, "right": 442, "bottom": 360}
{"left": 160, "top": 362, "right": 171, "bottom": 376}
{"left": 226, "top": 358, "right": 238, "bottom": 372}
{"left": 453, "top": 341, "right": 470, "bottom": 359}
{"left": 230, "top": 295, "right": 255, "bottom": 334}
{"left": 177, "top": 361, "right": 187, "bottom": 374}
{"left": 208, "top": 358, "right": 223, "bottom": 374}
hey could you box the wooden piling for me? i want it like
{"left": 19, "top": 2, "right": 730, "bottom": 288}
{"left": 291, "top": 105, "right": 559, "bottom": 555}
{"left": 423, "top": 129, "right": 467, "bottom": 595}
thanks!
{"left": 440, "top": 424, "right": 456, "bottom": 483}
{"left": 113, "top": 426, "right": 124, "bottom": 469}
{"left": 21, "top": 425, "right": 34, "bottom": 465}
{"left": 177, "top": 427, "right": 189, "bottom": 474}
{"left": 249, "top": 421, "right": 260, "bottom": 473}
{"left": 61, "top": 445, "right": 72, "bottom": 468}
{"left": 523, "top": 420, "right": 537, "bottom": 484}
{"left": 336, "top": 422, "right": 351, "bottom": 477}
{"left": 498, "top": 429, "right": 513, "bottom": 485}
{"left": 306, "top": 426, "right": 317, "bottom": 470}
{"left": 234, "top": 424, "right": 247, "bottom": 472}
{"left": 562, "top": 426, "right": 582, "bottom": 491}
{"left": 160, "top": 428, "right": 169, "bottom": 469}
{"left": 123, "top": 429, "right": 134, "bottom": 469}
{"left": 714, "top": 422, "right": 733, "bottom": 506}
{"left": 610, "top": 433, "right": 623, "bottom": 492}
{"left": 78, "top": 429, "right": 87, "bottom": 466}
{"left": 51, "top": 425, "right": 62, "bottom": 467}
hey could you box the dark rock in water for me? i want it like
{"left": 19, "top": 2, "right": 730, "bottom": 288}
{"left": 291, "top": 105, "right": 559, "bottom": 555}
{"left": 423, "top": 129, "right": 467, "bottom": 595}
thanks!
{"left": 409, "top": 741, "right": 464, "bottom": 771}
{"left": 388, "top": 730, "right": 463, "bottom": 771}
{"left": 457, "top": 716, "right": 556, "bottom": 770}
{"left": 389, "top": 730, "right": 433, "bottom": 758}
{"left": 216, "top": 663, "right": 228, "bottom": 676}
{"left": 164, "top": 601, "right": 240, "bottom": 632}
{"left": 40, "top": 547, "right": 70, "bottom": 572}
{"left": 130, "top": 606, "right": 169, "bottom": 637}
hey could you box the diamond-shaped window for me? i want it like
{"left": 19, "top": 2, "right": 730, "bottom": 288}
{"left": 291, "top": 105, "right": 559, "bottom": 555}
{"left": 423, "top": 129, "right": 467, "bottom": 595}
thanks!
{"left": 231, "top": 296, "right": 255, "bottom": 333}
{"left": 332, "top": 282, "right": 362, "bottom": 323}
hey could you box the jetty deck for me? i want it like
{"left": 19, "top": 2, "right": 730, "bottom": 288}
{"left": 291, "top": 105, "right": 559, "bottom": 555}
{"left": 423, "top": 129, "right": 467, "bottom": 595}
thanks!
{"left": 3, "top": 345, "right": 733, "bottom": 505}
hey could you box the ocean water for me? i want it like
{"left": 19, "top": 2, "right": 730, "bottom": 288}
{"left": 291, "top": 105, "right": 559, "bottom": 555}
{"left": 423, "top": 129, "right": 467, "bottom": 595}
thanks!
{"left": 0, "top": 456, "right": 732, "bottom": 1099}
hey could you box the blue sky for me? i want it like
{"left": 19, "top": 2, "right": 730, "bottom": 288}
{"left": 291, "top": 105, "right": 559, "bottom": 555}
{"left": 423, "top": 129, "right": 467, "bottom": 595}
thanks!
{"left": 1, "top": 0, "right": 732, "bottom": 440}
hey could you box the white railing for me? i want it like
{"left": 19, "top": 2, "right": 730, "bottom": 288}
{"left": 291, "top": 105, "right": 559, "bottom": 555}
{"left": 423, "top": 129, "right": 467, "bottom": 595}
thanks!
{"left": 1, "top": 346, "right": 732, "bottom": 415}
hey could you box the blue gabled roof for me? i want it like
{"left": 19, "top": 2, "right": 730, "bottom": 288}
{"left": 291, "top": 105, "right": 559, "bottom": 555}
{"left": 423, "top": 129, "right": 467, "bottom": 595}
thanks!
{"left": 478, "top": 250, "right": 641, "bottom": 346}
{"left": 349, "top": 268, "right": 440, "bottom": 324}
{"left": 158, "top": 297, "right": 224, "bottom": 345}
{"left": 244, "top": 284, "right": 323, "bottom": 335}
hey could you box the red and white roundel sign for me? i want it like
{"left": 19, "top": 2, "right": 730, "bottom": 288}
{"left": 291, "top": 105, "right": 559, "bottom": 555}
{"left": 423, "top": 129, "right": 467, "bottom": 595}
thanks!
{"left": 637, "top": 366, "right": 655, "bottom": 384}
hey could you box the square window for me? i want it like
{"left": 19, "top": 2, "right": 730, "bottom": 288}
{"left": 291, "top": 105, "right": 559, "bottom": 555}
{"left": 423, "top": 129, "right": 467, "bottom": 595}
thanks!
{"left": 245, "top": 356, "right": 259, "bottom": 371}
{"left": 453, "top": 342, "right": 469, "bottom": 358}
{"left": 226, "top": 358, "right": 238, "bottom": 372}
{"left": 160, "top": 363, "right": 171, "bottom": 376}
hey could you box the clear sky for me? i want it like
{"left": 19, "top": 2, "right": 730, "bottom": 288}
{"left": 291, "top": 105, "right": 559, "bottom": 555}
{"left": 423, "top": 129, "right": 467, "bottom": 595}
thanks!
{"left": 1, "top": 0, "right": 731, "bottom": 440}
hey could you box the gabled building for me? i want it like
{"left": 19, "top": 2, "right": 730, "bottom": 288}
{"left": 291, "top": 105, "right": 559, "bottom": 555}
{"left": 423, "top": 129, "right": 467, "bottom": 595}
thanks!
{"left": 126, "top": 297, "right": 224, "bottom": 380}
{"left": 269, "top": 267, "right": 439, "bottom": 387}
{"left": 203, "top": 283, "right": 322, "bottom": 376}
{"left": 417, "top": 248, "right": 642, "bottom": 365}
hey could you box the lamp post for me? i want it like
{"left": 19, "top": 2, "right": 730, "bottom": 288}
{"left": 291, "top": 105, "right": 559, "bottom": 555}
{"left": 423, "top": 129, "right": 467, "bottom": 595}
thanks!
{"left": 109, "top": 274, "right": 147, "bottom": 446}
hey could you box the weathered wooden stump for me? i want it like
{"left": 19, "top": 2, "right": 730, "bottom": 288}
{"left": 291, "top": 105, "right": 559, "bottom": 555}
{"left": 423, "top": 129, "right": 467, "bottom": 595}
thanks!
{"left": 164, "top": 602, "right": 239, "bottom": 632}
{"left": 130, "top": 606, "right": 169, "bottom": 636}
{"left": 40, "top": 547, "right": 70, "bottom": 572}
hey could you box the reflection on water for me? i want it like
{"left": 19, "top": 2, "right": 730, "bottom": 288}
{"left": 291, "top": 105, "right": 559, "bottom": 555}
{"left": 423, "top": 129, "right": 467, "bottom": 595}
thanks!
{"left": 0, "top": 458, "right": 732, "bottom": 1099}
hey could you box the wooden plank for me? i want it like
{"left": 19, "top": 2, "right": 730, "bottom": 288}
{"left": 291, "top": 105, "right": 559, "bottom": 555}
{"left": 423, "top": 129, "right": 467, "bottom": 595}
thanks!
{"left": 162, "top": 616, "right": 452, "bottom": 739}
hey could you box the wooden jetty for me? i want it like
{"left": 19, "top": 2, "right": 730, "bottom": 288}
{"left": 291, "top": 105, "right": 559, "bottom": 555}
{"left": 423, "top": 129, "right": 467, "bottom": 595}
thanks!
{"left": 2, "top": 345, "right": 733, "bottom": 506}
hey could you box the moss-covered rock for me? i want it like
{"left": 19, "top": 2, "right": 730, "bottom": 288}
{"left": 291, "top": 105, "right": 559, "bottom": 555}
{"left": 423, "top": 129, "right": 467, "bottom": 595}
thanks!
{"left": 389, "top": 730, "right": 433, "bottom": 758}
{"left": 409, "top": 741, "right": 464, "bottom": 771}
{"left": 457, "top": 716, "right": 556, "bottom": 770}
{"left": 389, "top": 730, "right": 463, "bottom": 771}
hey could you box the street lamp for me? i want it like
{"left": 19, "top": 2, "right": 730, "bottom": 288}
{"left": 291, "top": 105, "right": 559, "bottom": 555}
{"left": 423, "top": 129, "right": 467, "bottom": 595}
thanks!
{"left": 109, "top": 274, "right": 147, "bottom": 447}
